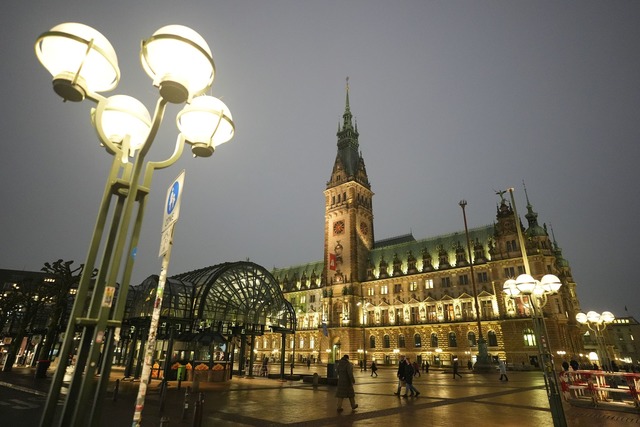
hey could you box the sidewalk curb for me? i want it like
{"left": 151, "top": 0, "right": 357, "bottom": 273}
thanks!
{"left": 0, "top": 380, "right": 47, "bottom": 397}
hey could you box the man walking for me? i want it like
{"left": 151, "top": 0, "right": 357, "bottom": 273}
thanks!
{"left": 499, "top": 359, "right": 509, "bottom": 381}
{"left": 336, "top": 355, "right": 358, "bottom": 412}
{"left": 393, "top": 355, "right": 408, "bottom": 396}
{"left": 452, "top": 357, "right": 462, "bottom": 379}
{"left": 402, "top": 357, "right": 420, "bottom": 397}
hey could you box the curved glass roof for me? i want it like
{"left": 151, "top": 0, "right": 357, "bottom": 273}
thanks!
{"left": 125, "top": 261, "right": 296, "bottom": 337}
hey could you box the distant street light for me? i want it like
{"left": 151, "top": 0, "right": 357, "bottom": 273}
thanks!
{"left": 503, "top": 188, "right": 567, "bottom": 427}
{"left": 459, "top": 200, "right": 492, "bottom": 372}
{"left": 35, "top": 22, "right": 234, "bottom": 427}
{"left": 576, "top": 310, "right": 615, "bottom": 370}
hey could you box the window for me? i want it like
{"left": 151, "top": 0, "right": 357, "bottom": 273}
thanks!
{"left": 488, "top": 330, "right": 498, "bottom": 347}
{"left": 399, "top": 334, "right": 406, "bottom": 348}
{"left": 481, "top": 300, "right": 493, "bottom": 319}
{"left": 523, "top": 328, "right": 536, "bottom": 347}
{"left": 425, "top": 279, "right": 434, "bottom": 289}
{"left": 380, "top": 285, "right": 389, "bottom": 295}
{"left": 506, "top": 240, "right": 517, "bottom": 252}
{"left": 477, "top": 271, "right": 488, "bottom": 283}
{"left": 394, "top": 283, "right": 402, "bottom": 293}
{"left": 409, "top": 281, "right": 418, "bottom": 291}
{"left": 309, "top": 295, "right": 316, "bottom": 303}
{"left": 467, "top": 331, "right": 477, "bottom": 346}
{"left": 458, "top": 275, "right": 469, "bottom": 286}
{"left": 441, "top": 277, "right": 451, "bottom": 288}
{"left": 369, "top": 335, "right": 376, "bottom": 349}
{"left": 430, "top": 333, "right": 438, "bottom": 348}
{"left": 427, "top": 305, "right": 437, "bottom": 322}
{"left": 414, "top": 334, "right": 422, "bottom": 348}
{"left": 300, "top": 295, "right": 306, "bottom": 303}
{"left": 444, "top": 303, "right": 454, "bottom": 321}
{"left": 383, "top": 335, "right": 390, "bottom": 348}
{"left": 367, "top": 287, "right": 375, "bottom": 296}
{"left": 503, "top": 267, "right": 515, "bottom": 278}
{"left": 448, "top": 332, "right": 457, "bottom": 347}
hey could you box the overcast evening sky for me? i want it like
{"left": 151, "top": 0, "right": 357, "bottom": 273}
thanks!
{"left": 1, "top": 1, "right": 639, "bottom": 321}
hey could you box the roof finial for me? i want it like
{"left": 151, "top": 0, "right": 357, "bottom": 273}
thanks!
{"left": 523, "top": 180, "right": 531, "bottom": 207}
{"left": 345, "top": 76, "right": 350, "bottom": 111}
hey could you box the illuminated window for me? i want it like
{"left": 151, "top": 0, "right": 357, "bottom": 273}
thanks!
{"left": 380, "top": 285, "right": 389, "bottom": 295}
{"left": 414, "top": 334, "right": 422, "bottom": 347}
{"left": 468, "top": 331, "right": 476, "bottom": 346}
{"left": 425, "top": 279, "right": 434, "bottom": 289}
{"left": 523, "top": 328, "right": 536, "bottom": 346}
{"left": 409, "top": 281, "right": 418, "bottom": 291}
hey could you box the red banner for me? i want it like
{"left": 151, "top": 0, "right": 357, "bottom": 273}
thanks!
{"left": 329, "top": 253, "right": 336, "bottom": 270}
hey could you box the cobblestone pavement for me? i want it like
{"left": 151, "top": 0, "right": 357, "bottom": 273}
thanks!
{"left": 1, "top": 365, "right": 640, "bottom": 426}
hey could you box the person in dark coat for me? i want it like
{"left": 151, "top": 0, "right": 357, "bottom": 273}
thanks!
{"left": 453, "top": 357, "right": 462, "bottom": 379}
{"left": 402, "top": 357, "right": 420, "bottom": 397}
{"left": 370, "top": 361, "right": 378, "bottom": 377}
{"left": 336, "top": 355, "right": 358, "bottom": 412}
{"left": 394, "top": 355, "right": 408, "bottom": 396}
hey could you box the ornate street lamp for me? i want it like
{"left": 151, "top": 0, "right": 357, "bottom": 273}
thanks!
{"left": 576, "top": 310, "right": 615, "bottom": 370}
{"left": 35, "top": 22, "right": 234, "bottom": 427}
{"left": 503, "top": 188, "right": 567, "bottom": 427}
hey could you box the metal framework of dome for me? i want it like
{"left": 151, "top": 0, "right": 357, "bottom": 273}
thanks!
{"left": 125, "top": 261, "right": 296, "bottom": 340}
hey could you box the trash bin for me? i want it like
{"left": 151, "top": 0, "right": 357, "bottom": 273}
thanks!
{"left": 327, "top": 363, "right": 335, "bottom": 378}
{"left": 35, "top": 360, "right": 51, "bottom": 379}
{"left": 177, "top": 364, "right": 186, "bottom": 381}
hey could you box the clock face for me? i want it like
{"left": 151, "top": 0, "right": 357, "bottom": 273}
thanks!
{"left": 333, "top": 220, "right": 345, "bottom": 235}
{"left": 359, "top": 221, "right": 369, "bottom": 235}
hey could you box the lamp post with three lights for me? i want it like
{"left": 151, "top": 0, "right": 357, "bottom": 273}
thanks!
{"left": 34, "top": 22, "right": 234, "bottom": 427}
{"left": 576, "top": 310, "right": 615, "bottom": 370}
{"left": 502, "top": 188, "right": 567, "bottom": 427}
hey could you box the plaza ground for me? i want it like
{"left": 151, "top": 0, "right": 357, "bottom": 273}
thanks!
{"left": 1, "top": 364, "right": 640, "bottom": 426}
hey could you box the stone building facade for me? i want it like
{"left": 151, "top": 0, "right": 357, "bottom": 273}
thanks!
{"left": 259, "top": 85, "right": 586, "bottom": 369}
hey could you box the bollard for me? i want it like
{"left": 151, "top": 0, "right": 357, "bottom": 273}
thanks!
{"left": 182, "top": 386, "right": 191, "bottom": 420}
{"left": 112, "top": 378, "right": 120, "bottom": 401}
{"left": 191, "top": 392, "right": 204, "bottom": 427}
{"left": 312, "top": 373, "right": 319, "bottom": 389}
{"left": 159, "top": 380, "right": 168, "bottom": 414}
{"left": 159, "top": 416, "right": 170, "bottom": 426}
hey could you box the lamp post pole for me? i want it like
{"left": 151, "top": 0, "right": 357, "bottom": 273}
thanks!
{"left": 505, "top": 188, "right": 567, "bottom": 427}
{"left": 576, "top": 311, "right": 615, "bottom": 371}
{"left": 459, "top": 200, "right": 491, "bottom": 372}
{"left": 35, "top": 23, "right": 234, "bottom": 427}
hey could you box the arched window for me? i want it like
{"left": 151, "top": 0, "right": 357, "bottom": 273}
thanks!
{"left": 414, "top": 333, "right": 422, "bottom": 348}
{"left": 488, "top": 330, "right": 498, "bottom": 347}
{"left": 467, "top": 331, "right": 476, "bottom": 347}
{"left": 523, "top": 328, "right": 536, "bottom": 346}
{"left": 383, "top": 334, "right": 391, "bottom": 348}
{"left": 430, "top": 333, "right": 438, "bottom": 348}
{"left": 448, "top": 332, "right": 457, "bottom": 347}
{"left": 369, "top": 335, "right": 376, "bottom": 349}
{"left": 398, "top": 334, "right": 406, "bottom": 348}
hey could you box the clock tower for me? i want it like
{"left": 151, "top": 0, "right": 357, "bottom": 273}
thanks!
{"left": 324, "top": 79, "right": 374, "bottom": 288}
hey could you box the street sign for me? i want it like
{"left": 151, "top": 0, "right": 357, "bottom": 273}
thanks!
{"left": 162, "top": 170, "right": 185, "bottom": 231}
{"left": 159, "top": 225, "right": 173, "bottom": 257}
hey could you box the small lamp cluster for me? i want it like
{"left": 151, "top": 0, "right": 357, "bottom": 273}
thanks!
{"left": 503, "top": 274, "right": 562, "bottom": 297}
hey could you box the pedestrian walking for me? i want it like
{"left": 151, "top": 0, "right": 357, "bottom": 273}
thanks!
{"left": 370, "top": 361, "right": 378, "bottom": 377}
{"left": 452, "top": 357, "right": 462, "bottom": 379}
{"left": 336, "top": 355, "right": 358, "bottom": 412}
{"left": 307, "top": 359, "right": 311, "bottom": 369}
{"left": 424, "top": 360, "right": 430, "bottom": 373}
{"left": 393, "top": 355, "right": 408, "bottom": 396}
{"left": 413, "top": 361, "right": 421, "bottom": 377}
{"left": 402, "top": 357, "right": 420, "bottom": 397}
{"left": 499, "top": 359, "right": 509, "bottom": 381}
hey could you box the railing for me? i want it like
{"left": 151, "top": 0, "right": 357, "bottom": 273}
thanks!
{"left": 560, "top": 370, "right": 640, "bottom": 411}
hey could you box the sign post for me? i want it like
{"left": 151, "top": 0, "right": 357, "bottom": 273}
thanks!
{"left": 132, "top": 170, "right": 185, "bottom": 427}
